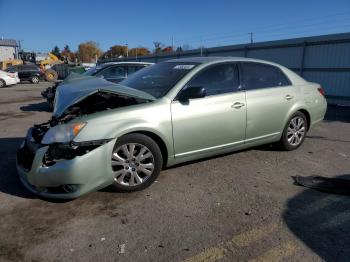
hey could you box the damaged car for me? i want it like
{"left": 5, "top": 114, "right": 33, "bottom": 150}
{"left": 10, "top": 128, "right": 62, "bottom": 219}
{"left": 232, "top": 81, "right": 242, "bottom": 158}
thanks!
{"left": 41, "top": 62, "right": 152, "bottom": 110}
{"left": 17, "top": 57, "right": 327, "bottom": 199}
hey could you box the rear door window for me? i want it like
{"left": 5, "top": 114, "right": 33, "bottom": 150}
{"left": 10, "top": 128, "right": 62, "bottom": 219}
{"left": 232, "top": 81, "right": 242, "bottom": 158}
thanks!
{"left": 240, "top": 62, "right": 291, "bottom": 90}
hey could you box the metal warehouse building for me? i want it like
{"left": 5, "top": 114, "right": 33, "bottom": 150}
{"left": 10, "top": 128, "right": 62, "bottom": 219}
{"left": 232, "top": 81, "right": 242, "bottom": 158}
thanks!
{"left": 101, "top": 32, "right": 350, "bottom": 100}
{"left": 0, "top": 39, "right": 18, "bottom": 62}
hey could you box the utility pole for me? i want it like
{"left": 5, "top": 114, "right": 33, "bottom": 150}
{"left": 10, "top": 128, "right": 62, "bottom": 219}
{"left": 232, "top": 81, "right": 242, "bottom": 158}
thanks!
{"left": 135, "top": 47, "right": 138, "bottom": 60}
{"left": 200, "top": 36, "right": 203, "bottom": 56}
{"left": 171, "top": 36, "right": 174, "bottom": 51}
{"left": 250, "top": 32, "right": 253, "bottom": 44}
{"left": 126, "top": 43, "right": 128, "bottom": 58}
{"left": 17, "top": 40, "right": 23, "bottom": 59}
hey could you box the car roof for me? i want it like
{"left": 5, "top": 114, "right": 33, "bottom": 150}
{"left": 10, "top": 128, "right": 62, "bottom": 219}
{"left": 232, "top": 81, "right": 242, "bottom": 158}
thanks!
{"left": 101, "top": 61, "right": 153, "bottom": 66}
{"left": 166, "top": 56, "right": 283, "bottom": 67}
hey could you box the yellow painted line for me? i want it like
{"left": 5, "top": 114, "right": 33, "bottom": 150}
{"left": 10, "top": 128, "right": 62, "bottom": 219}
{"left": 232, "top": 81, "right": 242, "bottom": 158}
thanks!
{"left": 249, "top": 241, "right": 297, "bottom": 262}
{"left": 227, "top": 223, "right": 279, "bottom": 248}
{"left": 182, "top": 247, "right": 226, "bottom": 262}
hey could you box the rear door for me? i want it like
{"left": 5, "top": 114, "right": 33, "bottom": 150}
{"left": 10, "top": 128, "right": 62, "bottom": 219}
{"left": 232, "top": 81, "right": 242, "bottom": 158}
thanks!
{"left": 171, "top": 63, "right": 246, "bottom": 157}
{"left": 17, "top": 65, "right": 29, "bottom": 79}
{"left": 240, "top": 62, "right": 296, "bottom": 142}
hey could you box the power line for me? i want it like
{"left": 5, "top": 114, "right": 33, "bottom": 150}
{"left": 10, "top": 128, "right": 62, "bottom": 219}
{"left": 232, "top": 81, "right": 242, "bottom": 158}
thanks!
{"left": 172, "top": 11, "right": 350, "bottom": 46}
{"left": 175, "top": 18, "right": 350, "bottom": 48}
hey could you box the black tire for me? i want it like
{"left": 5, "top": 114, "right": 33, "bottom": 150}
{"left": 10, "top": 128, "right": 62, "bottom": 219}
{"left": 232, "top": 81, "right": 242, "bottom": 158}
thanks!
{"left": 48, "top": 100, "right": 54, "bottom": 111}
{"left": 45, "top": 69, "right": 58, "bottom": 82}
{"left": 31, "top": 76, "right": 40, "bottom": 84}
{"left": 279, "top": 111, "right": 308, "bottom": 151}
{"left": 110, "top": 133, "right": 163, "bottom": 192}
{"left": 0, "top": 79, "right": 5, "bottom": 88}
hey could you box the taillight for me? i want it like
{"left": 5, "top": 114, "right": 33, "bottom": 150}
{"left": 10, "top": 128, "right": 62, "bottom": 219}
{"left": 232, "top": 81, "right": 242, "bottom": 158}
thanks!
{"left": 318, "top": 87, "right": 325, "bottom": 97}
{"left": 6, "top": 73, "right": 15, "bottom": 78}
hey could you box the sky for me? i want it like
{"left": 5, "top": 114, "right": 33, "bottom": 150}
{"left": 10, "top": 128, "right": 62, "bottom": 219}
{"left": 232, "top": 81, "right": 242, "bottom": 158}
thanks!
{"left": 0, "top": 0, "right": 350, "bottom": 53}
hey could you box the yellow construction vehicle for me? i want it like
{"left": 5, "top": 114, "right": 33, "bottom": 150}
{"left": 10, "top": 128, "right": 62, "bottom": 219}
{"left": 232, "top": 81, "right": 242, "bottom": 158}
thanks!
{"left": 39, "top": 52, "right": 64, "bottom": 82}
{"left": 0, "top": 59, "right": 23, "bottom": 71}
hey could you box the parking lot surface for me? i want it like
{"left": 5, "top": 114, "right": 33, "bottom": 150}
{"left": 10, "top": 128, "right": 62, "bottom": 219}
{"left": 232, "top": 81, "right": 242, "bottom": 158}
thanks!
{"left": 0, "top": 82, "right": 350, "bottom": 262}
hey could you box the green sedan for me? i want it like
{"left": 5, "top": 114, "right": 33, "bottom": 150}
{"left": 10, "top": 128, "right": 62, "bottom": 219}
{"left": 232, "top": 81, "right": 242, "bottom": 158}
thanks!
{"left": 16, "top": 57, "right": 327, "bottom": 199}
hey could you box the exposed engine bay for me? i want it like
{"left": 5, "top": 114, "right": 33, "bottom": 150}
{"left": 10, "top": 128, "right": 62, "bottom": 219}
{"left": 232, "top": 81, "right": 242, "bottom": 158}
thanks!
{"left": 26, "top": 77, "right": 156, "bottom": 164}
{"left": 29, "top": 91, "right": 149, "bottom": 163}
{"left": 52, "top": 91, "right": 145, "bottom": 124}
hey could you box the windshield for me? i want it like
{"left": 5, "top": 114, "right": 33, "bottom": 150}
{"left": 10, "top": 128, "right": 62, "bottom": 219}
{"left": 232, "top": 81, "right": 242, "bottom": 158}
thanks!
{"left": 83, "top": 66, "right": 103, "bottom": 76}
{"left": 120, "top": 62, "right": 199, "bottom": 98}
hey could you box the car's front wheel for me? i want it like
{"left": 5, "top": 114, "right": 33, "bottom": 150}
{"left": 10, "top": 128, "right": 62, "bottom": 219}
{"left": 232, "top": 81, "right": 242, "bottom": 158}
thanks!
{"left": 110, "top": 133, "right": 163, "bottom": 192}
{"left": 279, "top": 111, "right": 308, "bottom": 150}
{"left": 0, "top": 79, "right": 5, "bottom": 88}
{"left": 31, "top": 76, "right": 39, "bottom": 84}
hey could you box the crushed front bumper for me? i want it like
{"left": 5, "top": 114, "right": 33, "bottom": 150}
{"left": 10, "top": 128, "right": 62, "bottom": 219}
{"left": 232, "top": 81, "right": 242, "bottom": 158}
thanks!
{"left": 16, "top": 128, "right": 116, "bottom": 199}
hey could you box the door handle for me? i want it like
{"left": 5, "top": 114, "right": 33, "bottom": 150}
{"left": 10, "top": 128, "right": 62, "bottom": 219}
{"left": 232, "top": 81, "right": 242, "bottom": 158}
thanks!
{"left": 285, "top": 94, "right": 294, "bottom": 100}
{"left": 231, "top": 102, "right": 245, "bottom": 109}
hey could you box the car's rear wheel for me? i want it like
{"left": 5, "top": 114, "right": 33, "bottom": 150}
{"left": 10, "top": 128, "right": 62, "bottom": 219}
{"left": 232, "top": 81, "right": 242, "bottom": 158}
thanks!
{"left": 31, "top": 76, "right": 39, "bottom": 84}
{"left": 110, "top": 133, "right": 163, "bottom": 192}
{"left": 0, "top": 79, "right": 5, "bottom": 88}
{"left": 279, "top": 111, "right": 307, "bottom": 150}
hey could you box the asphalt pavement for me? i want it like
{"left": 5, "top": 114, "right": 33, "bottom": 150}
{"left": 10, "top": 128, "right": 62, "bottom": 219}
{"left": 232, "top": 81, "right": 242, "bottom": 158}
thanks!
{"left": 0, "top": 82, "right": 350, "bottom": 262}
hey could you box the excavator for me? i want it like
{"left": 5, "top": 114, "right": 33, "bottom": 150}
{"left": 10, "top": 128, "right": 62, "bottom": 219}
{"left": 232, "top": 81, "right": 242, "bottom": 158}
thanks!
{"left": 39, "top": 52, "right": 64, "bottom": 82}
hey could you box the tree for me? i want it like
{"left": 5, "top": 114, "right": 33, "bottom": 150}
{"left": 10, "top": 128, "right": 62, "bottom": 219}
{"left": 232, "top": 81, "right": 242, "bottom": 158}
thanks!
{"left": 77, "top": 41, "right": 102, "bottom": 62}
{"left": 103, "top": 45, "right": 128, "bottom": 58}
{"left": 61, "top": 45, "right": 76, "bottom": 62}
{"left": 162, "top": 46, "right": 173, "bottom": 53}
{"left": 153, "top": 41, "right": 164, "bottom": 54}
{"left": 51, "top": 45, "right": 61, "bottom": 58}
{"left": 176, "top": 46, "right": 183, "bottom": 52}
{"left": 128, "top": 47, "right": 151, "bottom": 57}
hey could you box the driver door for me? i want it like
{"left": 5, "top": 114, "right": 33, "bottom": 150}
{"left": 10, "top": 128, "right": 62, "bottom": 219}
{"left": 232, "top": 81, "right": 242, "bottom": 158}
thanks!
{"left": 171, "top": 63, "right": 246, "bottom": 158}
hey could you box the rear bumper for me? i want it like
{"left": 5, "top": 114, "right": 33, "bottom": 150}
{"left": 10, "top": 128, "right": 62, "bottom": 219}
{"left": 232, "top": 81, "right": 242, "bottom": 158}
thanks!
{"left": 310, "top": 97, "right": 328, "bottom": 128}
{"left": 16, "top": 128, "right": 116, "bottom": 199}
{"left": 4, "top": 77, "right": 18, "bottom": 85}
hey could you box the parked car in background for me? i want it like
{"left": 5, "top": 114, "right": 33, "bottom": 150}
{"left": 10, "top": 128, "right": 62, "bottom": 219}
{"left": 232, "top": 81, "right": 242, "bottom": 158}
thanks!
{"left": 50, "top": 64, "right": 86, "bottom": 80}
{"left": 0, "top": 70, "right": 20, "bottom": 87}
{"left": 41, "top": 62, "right": 153, "bottom": 110}
{"left": 7, "top": 64, "right": 44, "bottom": 84}
{"left": 17, "top": 57, "right": 327, "bottom": 199}
{"left": 84, "top": 62, "right": 153, "bottom": 83}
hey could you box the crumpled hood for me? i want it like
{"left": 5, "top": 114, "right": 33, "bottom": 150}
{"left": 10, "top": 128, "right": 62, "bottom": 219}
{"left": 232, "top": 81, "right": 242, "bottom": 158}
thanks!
{"left": 53, "top": 75, "right": 156, "bottom": 118}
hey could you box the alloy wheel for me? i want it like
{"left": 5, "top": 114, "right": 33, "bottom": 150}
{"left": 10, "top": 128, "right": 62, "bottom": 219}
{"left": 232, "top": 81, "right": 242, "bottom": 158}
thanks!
{"left": 111, "top": 143, "right": 155, "bottom": 187}
{"left": 32, "top": 77, "right": 39, "bottom": 84}
{"left": 287, "top": 116, "right": 306, "bottom": 146}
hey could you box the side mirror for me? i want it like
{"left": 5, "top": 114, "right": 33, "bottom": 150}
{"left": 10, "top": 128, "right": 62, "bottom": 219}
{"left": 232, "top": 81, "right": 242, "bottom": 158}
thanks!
{"left": 178, "top": 86, "right": 206, "bottom": 101}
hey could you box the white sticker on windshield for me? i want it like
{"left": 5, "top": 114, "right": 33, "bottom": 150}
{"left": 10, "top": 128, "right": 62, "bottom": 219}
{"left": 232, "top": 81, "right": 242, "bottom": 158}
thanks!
{"left": 173, "top": 65, "right": 195, "bottom": 70}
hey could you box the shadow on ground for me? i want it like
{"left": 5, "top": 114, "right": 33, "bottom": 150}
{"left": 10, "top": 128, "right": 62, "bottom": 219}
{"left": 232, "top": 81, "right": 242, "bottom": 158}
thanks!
{"left": 0, "top": 137, "right": 35, "bottom": 199}
{"left": 284, "top": 175, "right": 350, "bottom": 261}
{"left": 325, "top": 104, "right": 350, "bottom": 123}
{"left": 20, "top": 102, "right": 50, "bottom": 112}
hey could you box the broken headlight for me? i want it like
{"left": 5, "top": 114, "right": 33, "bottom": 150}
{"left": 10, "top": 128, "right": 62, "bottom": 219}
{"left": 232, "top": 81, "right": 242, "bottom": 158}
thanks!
{"left": 41, "top": 122, "right": 86, "bottom": 145}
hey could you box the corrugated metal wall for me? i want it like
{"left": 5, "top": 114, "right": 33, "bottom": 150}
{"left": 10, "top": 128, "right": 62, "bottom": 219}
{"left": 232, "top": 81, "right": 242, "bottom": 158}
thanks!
{"left": 100, "top": 32, "right": 350, "bottom": 98}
